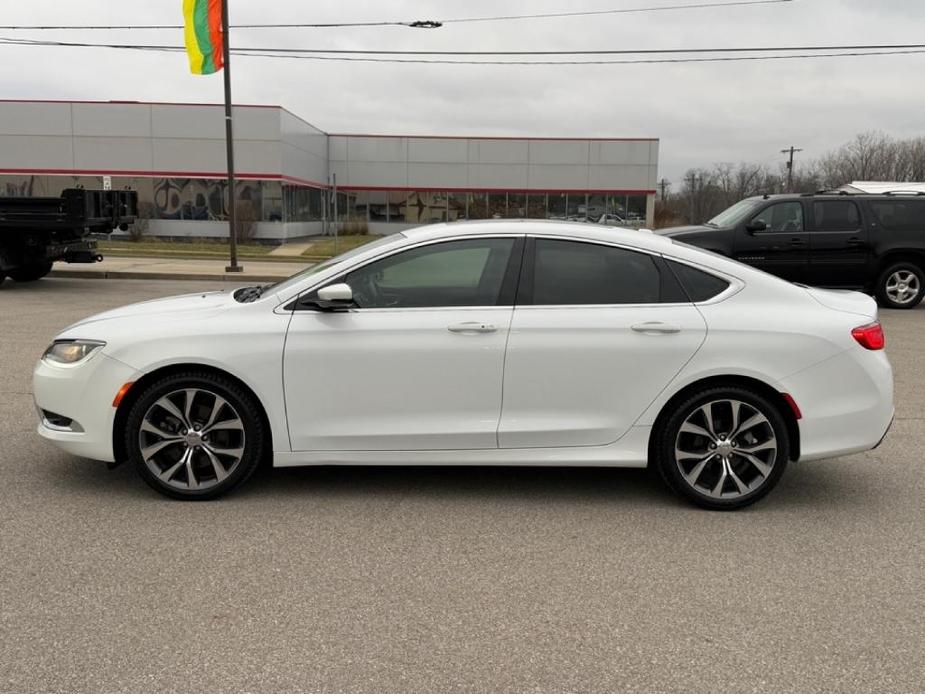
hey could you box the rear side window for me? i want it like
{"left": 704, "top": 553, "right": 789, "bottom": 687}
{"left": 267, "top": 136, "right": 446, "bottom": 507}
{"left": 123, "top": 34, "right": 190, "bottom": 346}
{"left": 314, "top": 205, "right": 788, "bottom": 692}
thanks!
{"left": 530, "top": 239, "right": 661, "bottom": 305}
{"left": 813, "top": 200, "right": 861, "bottom": 231}
{"left": 870, "top": 200, "right": 925, "bottom": 232}
{"left": 666, "top": 260, "right": 730, "bottom": 302}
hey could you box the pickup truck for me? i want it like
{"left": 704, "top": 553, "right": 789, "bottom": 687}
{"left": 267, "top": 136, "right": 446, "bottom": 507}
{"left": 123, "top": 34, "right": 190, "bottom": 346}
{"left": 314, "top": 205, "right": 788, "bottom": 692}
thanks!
{"left": 0, "top": 188, "right": 137, "bottom": 286}
{"left": 657, "top": 191, "right": 925, "bottom": 309}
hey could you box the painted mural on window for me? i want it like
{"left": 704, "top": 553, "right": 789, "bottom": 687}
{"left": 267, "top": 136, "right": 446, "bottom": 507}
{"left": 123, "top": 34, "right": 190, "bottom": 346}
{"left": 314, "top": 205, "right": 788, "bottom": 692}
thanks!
{"left": 150, "top": 178, "right": 262, "bottom": 221}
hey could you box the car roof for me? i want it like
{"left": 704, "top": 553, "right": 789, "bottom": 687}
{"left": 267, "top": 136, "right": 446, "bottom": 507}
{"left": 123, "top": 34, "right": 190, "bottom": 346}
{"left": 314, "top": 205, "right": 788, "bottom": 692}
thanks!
{"left": 401, "top": 219, "right": 676, "bottom": 253}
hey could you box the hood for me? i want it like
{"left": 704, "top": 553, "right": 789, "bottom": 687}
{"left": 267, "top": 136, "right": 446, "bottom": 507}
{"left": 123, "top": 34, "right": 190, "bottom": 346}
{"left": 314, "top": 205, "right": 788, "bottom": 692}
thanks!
{"left": 803, "top": 286, "right": 878, "bottom": 319}
{"left": 654, "top": 224, "right": 717, "bottom": 238}
{"left": 60, "top": 290, "right": 235, "bottom": 335}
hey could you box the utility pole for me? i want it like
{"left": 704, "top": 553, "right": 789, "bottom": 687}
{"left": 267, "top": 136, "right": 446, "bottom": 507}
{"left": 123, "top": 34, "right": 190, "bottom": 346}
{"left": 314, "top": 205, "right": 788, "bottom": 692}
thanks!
{"left": 781, "top": 146, "right": 803, "bottom": 193}
{"left": 686, "top": 173, "right": 699, "bottom": 224}
{"left": 659, "top": 178, "right": 671, "bottom": 200}
{"left": 222, "top": 0, "right": 242, "bottom": 273}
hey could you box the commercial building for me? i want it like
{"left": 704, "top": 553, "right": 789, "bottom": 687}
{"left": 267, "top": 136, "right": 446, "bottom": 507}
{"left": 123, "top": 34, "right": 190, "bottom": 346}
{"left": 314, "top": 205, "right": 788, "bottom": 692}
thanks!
{"left": 0, "top": 99, "right": 659, "bottom": 240}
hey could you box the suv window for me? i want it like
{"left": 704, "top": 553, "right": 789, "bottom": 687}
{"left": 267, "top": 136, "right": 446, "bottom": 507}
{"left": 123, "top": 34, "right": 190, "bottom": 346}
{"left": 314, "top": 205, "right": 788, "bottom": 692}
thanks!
{"left": 343, "top": 238, "right": 515, "bottom": 308}
{"left": 813, "top": 200, "right": 860, "bottom": 231}
{"left": 666, "top": 260, "right": 730, "bottom": 302}
{"left": 529, "top": 239, "right": 662, "bottom": 305}
{"left": 870, "top": 200, "right": 925, "bottom": 232}
{"left": 751, "top": 202, "right": 804, "bottom": 232}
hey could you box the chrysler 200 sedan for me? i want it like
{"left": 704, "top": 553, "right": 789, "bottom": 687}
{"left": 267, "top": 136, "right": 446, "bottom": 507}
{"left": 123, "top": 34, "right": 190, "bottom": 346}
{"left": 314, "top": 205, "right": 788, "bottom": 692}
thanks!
{"left": 34, "top": 221, "right": 894, "bottom": 509}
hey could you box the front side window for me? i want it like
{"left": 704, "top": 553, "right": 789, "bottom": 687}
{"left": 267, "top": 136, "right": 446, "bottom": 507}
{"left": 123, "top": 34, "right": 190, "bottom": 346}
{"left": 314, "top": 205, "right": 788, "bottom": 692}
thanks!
{"left": 529, "top": 239, "right": 661, "bottom": 305}
{"left": 751, "top": 202, "right": 804, "bottom": 232}
{"left": 813, "top": 200, "right": 861, "bottom": 231}
{"left": 344, "top": 238, "right": 516, "bottom": 309}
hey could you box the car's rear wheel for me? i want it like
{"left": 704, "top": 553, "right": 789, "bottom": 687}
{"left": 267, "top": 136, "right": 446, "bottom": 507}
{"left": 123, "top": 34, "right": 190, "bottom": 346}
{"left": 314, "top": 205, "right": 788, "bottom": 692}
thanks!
{"left": 125, "top": 372, "right": 266, "bottom": 500}
{"left": 654, "top": 386, "right": 790, "bottom": 510}
{"left": 875, "top": 261, "right": 924, "bottom": 309}
{"left": 9, "top": 261, "right": 53, "bottom": 282}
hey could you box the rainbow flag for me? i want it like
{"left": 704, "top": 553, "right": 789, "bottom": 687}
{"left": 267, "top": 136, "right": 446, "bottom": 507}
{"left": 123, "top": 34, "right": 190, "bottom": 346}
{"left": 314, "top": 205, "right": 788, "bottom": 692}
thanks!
{"left": 183, "top": 0, "right": 224, "bottom": 75}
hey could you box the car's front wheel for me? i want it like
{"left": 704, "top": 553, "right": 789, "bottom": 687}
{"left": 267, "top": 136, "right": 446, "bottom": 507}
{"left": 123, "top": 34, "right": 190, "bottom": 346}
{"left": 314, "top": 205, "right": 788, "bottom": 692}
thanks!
{"left": 653, "top": 386, "right": 790, "bottom": 510}
{"left": 125, "top": 371, "right": 266, "bottom": 500}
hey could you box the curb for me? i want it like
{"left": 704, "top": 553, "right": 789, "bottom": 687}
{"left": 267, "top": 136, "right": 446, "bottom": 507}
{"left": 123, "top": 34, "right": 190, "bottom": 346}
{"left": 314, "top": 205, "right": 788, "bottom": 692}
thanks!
{"left": 50, "top": 269, "right": 291, "bottom": 282}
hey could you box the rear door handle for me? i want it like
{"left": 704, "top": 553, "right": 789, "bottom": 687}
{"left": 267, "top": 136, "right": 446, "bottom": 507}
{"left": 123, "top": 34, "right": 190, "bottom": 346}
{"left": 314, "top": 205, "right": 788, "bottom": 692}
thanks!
{"left": 447, "top": 321, "right": 497, "bottom": 334}
{"left": 789, "top": 238, "right": 805, "bottom": 246}
{"left": 847, "top": 237, "right": 862, "bottom": 246}
{"left": 631, "top": 322, "right": 682, "bottom": 334}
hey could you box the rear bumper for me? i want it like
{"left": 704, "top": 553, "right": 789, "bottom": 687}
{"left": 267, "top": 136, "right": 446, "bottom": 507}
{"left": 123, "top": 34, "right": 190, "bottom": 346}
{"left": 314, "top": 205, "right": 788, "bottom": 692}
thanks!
{"left": 781, "top": 347, "right": 894, "bottom": 461}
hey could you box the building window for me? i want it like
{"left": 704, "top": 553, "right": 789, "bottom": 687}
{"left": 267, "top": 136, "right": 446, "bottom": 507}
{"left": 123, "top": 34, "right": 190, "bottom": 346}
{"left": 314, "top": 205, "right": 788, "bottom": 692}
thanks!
{"left": 368, "top": 191, "right": 388, "bottom": 222}
{"left": 448, "top": 191, "right": 467, "bottom": 221}
{"left": 468, "top": 192, "right": 490, "bottom": 219}
{"left": 283, "top": 185, "right": 325, "bottom": 222}
{"left": 506, "top": 193, "right": 526, "bottom": 219}
{"left": 547, "top": 193, "right": 567, "bottom": 220}
{"left": 627, "top": 195, "right": 648, "bottom": 227}
{"left": 487, "top": 193, "right": 506, "bottom": 218}
{"left": 566, "top": 193, "right": 586, "bottom": 221}
{"left": 526, "top": 194, "right": 546, "bottom": 219}
{"left": 262, "top": 181, "right": 282, "bottom": 222}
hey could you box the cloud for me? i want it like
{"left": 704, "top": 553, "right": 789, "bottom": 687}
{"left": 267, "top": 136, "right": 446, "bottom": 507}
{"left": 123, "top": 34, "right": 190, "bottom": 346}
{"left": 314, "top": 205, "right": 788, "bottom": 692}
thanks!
{"left": 1, "top": 0, "right": 923, "bottom": 183}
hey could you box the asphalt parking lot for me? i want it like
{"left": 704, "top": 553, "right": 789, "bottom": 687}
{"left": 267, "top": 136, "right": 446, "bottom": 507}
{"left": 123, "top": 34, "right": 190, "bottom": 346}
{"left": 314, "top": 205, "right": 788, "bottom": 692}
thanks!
{"left": 1, "top": 277, "right": 923, "bottom": 693}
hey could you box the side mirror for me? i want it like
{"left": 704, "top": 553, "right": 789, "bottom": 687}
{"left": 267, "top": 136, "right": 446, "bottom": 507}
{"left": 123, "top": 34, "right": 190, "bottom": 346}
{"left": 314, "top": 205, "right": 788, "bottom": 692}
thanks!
{"left": 745, "top": 219, "right": 767, "bottom": 234}
{"left": 303, "top": 283, "right": 355, "bottom": 311}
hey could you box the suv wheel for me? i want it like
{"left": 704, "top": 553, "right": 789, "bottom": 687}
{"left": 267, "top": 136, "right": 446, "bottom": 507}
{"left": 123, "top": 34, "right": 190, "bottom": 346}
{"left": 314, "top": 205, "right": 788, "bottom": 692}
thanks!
{"left": 9, "top": 261, "right": 53, "bottom": 282}
{"left": 125, "top": 371, "right": 266, "bottom": 500}
{"left": 875, "top": 261, "right": 924, "bottom": 309}
{"left": 653, "top": 386, "right": 790, "bottom": 510}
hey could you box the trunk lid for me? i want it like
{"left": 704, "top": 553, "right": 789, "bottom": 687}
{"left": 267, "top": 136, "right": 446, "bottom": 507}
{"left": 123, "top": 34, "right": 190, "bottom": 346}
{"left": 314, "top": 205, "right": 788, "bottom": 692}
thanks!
{"left": 803, "top": 286, "right": 878, "bottom": 319}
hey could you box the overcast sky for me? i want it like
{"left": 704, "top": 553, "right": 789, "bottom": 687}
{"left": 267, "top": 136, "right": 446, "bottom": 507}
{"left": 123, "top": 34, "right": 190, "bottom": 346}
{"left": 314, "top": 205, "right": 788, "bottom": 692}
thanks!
{"left": 1, "top": 0, "right": 923, "bottom": 185}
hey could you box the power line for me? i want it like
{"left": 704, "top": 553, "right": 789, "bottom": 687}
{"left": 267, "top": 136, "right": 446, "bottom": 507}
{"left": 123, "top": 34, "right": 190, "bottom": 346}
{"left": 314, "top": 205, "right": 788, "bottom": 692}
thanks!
{"left": 3, "top": 36, "right": 924, "bottom": 57}
{"left": 235, "top": 49, "right": 925, "bottom": 66}
{"left": 1, "top": 36, "right": 922, "bottom": 66}
{"left": 0, "top": 0, "right": 794, "bottom": 30}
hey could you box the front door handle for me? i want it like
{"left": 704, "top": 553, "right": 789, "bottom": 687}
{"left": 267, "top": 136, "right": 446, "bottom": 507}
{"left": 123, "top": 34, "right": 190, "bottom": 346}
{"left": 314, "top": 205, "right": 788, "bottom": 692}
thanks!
{"left": 631, "top": 321, "right": 682, "bottom": 334}
{"left": 789, "top": 237, "right": 805, "bottom": 246}
{"left": 847, "top": 237, "right": 862, "bottom": 246}
{"left": 447, "top": 321, "right": 497, "bottom": 334}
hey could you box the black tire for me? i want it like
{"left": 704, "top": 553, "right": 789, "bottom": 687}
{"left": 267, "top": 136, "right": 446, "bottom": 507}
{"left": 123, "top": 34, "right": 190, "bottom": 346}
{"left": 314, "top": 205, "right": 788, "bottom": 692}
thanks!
{"left": 124, "top": 371, "right": 267, "bottom": 500}
{"left": 9, "top": 261, "right": 53, "bottom": 283}
{"left": 653, "top": 385, "right": 790, "bottom": 511}
{"left": 875, "top": 261, "right": 924, "bottom": 309}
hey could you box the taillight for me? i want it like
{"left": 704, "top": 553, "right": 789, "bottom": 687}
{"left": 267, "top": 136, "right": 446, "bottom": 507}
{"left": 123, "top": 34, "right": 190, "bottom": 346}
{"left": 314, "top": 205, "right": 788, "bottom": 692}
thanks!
{"left": 852, "top": 322, "right": 885, "bottom": 350}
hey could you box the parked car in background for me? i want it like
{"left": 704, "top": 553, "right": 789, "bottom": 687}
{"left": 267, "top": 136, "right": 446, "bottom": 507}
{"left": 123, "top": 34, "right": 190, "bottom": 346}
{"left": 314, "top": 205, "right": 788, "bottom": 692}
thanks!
{"left": 657, "top": 191, "right": 925, "bottom": 309}
{"left": 35, "top": 220, "right": 893, "bottom": 510}
{"left": 596, "top": 213, "right": 628, "bottom": 226}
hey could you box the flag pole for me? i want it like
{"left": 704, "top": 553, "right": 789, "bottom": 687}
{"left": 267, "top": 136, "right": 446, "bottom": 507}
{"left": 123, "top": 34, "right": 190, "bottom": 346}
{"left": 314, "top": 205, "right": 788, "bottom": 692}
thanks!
{"left": 221, "top": 0, "right": 242, "bottom": 273}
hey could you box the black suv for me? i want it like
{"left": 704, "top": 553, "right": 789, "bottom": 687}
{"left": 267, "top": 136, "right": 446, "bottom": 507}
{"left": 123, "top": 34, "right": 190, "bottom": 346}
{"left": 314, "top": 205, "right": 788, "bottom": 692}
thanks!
{"left": 657, "top": 191, "right": 925, "bottom": 309}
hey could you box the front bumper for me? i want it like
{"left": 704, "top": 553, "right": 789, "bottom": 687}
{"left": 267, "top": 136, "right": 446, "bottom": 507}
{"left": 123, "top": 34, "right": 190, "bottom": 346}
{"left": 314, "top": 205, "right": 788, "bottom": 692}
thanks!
{"left": 33, "top": 352, "right": 138, "bottom": 462}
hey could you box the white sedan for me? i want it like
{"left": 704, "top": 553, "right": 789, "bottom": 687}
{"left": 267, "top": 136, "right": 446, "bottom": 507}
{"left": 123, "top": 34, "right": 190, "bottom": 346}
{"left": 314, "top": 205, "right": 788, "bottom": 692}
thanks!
{"left": 34, "top": 221, "right": 894, "bottom": 509}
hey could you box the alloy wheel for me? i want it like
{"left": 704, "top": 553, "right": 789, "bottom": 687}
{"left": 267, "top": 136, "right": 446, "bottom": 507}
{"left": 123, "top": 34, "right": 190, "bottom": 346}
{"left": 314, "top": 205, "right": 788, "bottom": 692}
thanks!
{"left": 674, "top": 399, "right": 777, "bottom": 500}
{"left": 885, "top": 270, "right": 920, "bottom": 306}
{"left": 138, "top": 388, "right": 246, "bottom": 492}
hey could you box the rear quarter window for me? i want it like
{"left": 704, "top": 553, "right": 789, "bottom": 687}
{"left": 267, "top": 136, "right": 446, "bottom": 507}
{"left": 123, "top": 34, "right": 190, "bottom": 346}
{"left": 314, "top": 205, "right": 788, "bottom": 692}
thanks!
{"left": 666, "top": 260, "right": 730, "bottom": 302}
{"left": 870, "top": 200, "right": 925, "bottom": 232}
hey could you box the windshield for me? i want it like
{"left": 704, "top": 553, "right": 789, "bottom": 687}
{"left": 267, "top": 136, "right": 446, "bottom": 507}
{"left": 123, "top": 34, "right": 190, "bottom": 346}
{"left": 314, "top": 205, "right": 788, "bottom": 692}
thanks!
{"left": 707, "top": 199, "right": 761, "bottom": 228}
{"left": 264, "top": 233, "right": 407, "bottom": 297}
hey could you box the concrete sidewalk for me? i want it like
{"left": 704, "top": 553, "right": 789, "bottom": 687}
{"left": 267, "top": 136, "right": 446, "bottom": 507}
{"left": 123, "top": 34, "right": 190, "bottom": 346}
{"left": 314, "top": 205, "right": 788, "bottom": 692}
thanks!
{"left": 49, "top": 255, "right": 311, "bottom": 282}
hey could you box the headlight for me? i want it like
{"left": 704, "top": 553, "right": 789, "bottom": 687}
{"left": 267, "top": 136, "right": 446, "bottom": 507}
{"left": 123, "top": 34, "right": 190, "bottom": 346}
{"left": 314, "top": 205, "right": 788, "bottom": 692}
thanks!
{"left": 42, "top": 340, "right": 106, "bottom": 366}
